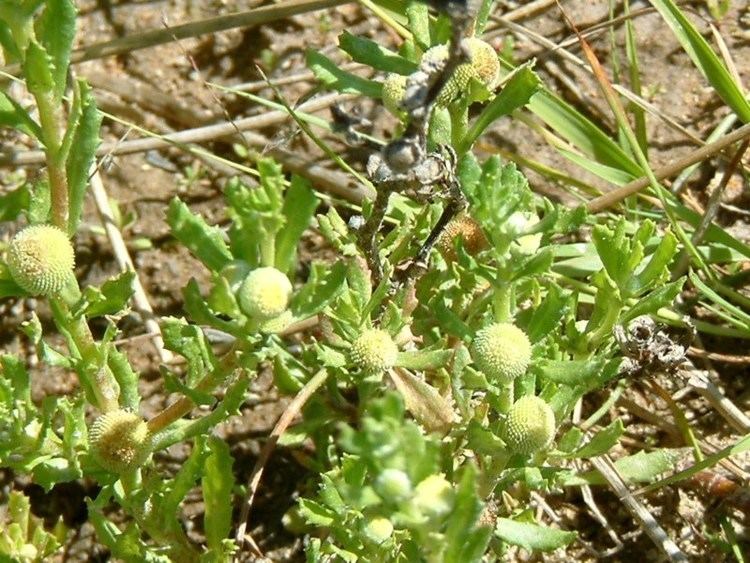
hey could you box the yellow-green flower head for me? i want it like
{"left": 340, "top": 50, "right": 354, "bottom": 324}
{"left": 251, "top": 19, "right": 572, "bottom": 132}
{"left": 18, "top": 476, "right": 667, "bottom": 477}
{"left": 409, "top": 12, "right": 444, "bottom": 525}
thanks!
{"left": 503, "top": 395, "right": 556, "bottom": 454}
{"left": 412, "top": 474, "right": 455, "bottom": 519}
{"left": 471, "top": 322, "right": 532, "bottom": 383}
{"left": 350, "top": 328, "right": 398, "bottom": 373}
{"left": 238, "top": 267, "right": 293, "bottom": 321}
{"left": 382, "top": 73, "right": 407, "bottom": 117}
{"left": 421, "top": 38, "right": 500, "bottom": 107}
{"left": 7, "top": 224, "right": 75, "bottom": 296}
{"left": 375, "top": 468, "right": 412, "bottom": 501}
{"left": 364, "top": 517, "right": 394, "bottom": 544}
{"left": 89, "top": 410, "right": 150, "bottom": 474}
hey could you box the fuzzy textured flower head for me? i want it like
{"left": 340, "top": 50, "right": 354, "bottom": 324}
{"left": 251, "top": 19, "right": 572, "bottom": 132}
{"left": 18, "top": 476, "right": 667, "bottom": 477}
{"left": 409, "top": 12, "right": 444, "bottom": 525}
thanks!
{"left": 503, "top": 395, "right": 555, "bottom": 455}
{"left": 382, "top": 73, "right": 408, "bottom": 118}
{"left": 421, "top": 38, "right": 499, "bottom": 107}
{"left": 471, "top": 322, "right": 532, "bottom": 383}
{"left": 437, "top": 214, "right": 488, "bottom": 261}
{"left": 89, "top": 410, "right": 150, "bottom": 474}
{"left": 350, "top": 328, "right": 399, "bottom": 374}
{"left": 8, "top": 224, "right": 75, "bottom": 296}
{"left": 238, "top": 266, "right": 293, "bottom": 321}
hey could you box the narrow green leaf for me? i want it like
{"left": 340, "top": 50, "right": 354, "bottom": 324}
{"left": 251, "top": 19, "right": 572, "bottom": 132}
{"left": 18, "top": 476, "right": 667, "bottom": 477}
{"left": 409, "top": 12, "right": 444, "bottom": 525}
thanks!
{"left": 566, "top": 420, "right": 624, "bottom": 459}
{"left": 458, "top": 65, "right": 539, "bottom": 154}
{"left": 22, "top": 40, "right": 55, "bottom": 96}
{"left": 291, "top": 261, "right": 347, "bottom": 319}
{"left": 622, "top": 279, "right": 684, "bottom": 321}
{"left": 65, "top": 80, "right": 101, "bottom": 235}
{"left": 37, "top": 0, "right": 76, "bottom": 100}
{"left": 275, "top": 175, "right": 319, "bottom": 274}
{"left": 649, "top": 0, "right": 750, "bottom": 123}
{"left": 0, "top": 92, "right": 42, "bottom": 138}
{"left": 202, "top": 437, "right": 234, "bottom": 551}
{"left": 443, "top": 465, "right": 490, "bottom": 563}
{"left": 495, "top": 518, "right": 577, "bottom": 552}
{"left": 339, "top": 31, "right": 417, "bottom": 75}
{"left": 167, "top": 198, "right": 233, "bottom": 271}
{"left": 0, "top": 184, "right": 29, "bottom": 221}
{"left": 524, "top": 83, "right": 642, "bottom": 177}
{"left": 306, "top": 50, "right": 382, "bottom": 98}
{"left": 405, "top": 0, "right": 430, "bottom": 50}
{"left": 74, "top": 271, "right": 136, "bottom": 318}
{"left": 396, "top": 348, "right": 452, "bottom": 370}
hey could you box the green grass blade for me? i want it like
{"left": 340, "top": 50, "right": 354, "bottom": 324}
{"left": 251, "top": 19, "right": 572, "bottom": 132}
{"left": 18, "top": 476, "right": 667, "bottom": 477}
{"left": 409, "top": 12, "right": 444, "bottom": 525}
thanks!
{"left": 649, "top": 0, "right": 750, "bottom": 122}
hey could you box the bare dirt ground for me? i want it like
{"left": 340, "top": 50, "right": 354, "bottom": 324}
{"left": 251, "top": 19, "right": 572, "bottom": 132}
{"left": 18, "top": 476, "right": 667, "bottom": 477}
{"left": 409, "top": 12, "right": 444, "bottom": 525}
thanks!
{"left": 2, "top": 0, "right": 750, "bottom": 561}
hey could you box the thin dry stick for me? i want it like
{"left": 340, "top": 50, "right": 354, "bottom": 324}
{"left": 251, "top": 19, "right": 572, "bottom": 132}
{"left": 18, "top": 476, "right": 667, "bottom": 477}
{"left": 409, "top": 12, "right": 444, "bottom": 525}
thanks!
{"left": 590, "top": 455, "right": 689, "bottom": 562}
{"left": 0, "top": 0, "right": 350, "bottom": 76}
{"left": 683, "top": 367, "right": 750, "bottom": 434}
{"left": 587, "top": 122, "right": 750, "bottom": 213}
{"left": 673, "top": 139, "right": 750, "bottom": 276}
{"left": 89, "top": 167, "right": 172, "bottom": 364}
{"left": 0, "top": 92, "right": 350, "bottom": 166}
{"left": 234, "top": 369, "right": 330, "bottom": 557}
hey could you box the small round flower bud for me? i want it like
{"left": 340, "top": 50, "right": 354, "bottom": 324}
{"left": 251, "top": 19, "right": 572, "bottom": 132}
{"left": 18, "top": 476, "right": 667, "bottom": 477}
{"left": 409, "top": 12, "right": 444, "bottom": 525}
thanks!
{"left": 375, "top": 468, "right": 412, "bottom": 501}
{"left": 422, "top": 38, "right": 499, "bottom": 107}
{"left": 436, "top": 214, "right": 488, "bottom": 261}
{"left": 7, "top": 225, "right": 75, "bottom": 296}
{"left": 238, "top": 267, "right": 293, "bottom": 321}
{"left": 364, "top": 517, "right": 394, "bottom": 544}
{"left": 471, "top": 323, "right": 532, "bottom": 384}
{"left": 382, "top": 73, "right": 407, "bottom": 118}
{"left": 89, "top": 410, "right": 150, "bottom": 474}
{"left": 350, "top": 329, "right": 398, "bottom": 373}
{"left": 413, "top": 474, "right": 454, "bottom": 519}
{"left": 503, "top": 395, "right": 556, "bottom": 454}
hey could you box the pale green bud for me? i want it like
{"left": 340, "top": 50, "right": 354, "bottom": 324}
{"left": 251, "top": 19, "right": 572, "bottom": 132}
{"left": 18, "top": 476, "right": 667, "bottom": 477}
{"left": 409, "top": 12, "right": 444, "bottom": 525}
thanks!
{"left": 364, "top": 517, "right": 394, "bottom": 544}
{"left": 238, "top": 267, "right": 293, "bottom": 320}
{"left": 503, "top": 395, "right": 556, "bottom": 454}
{"left": 7, "top": 225, "right": 75, "bottom": 296}
{"left": 375, "top": 468, "right": 412, "bottom": 501}
{"left": 350, "top": 329, "right": 398, "bottom": 374}
{"left": 471, "top": 323, "right": 532, "bottom": 383}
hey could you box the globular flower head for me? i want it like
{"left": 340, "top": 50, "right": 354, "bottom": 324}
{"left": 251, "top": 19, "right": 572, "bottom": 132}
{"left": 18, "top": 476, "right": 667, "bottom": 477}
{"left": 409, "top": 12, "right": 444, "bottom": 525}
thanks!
{"left": 412, "top": 474, "right": 455, "bottom": 519}
{"left": 375, "top": 468, "right": 412, "bottom": 501}
{"left": 436, "top": 214, "right": 488, "bottom": 261}
{"left": 364, "top": 517, "right": 394, "bottom": 544}
{"left": 89, "top": 410, "right": 150, "bottom": 474}
{"left": 7, "top": 224, "right": 75, "bottom": 296}
{"left": 238, "top": 267, "right": 293, "bottom": 321}
{"left": 350, "top": 328, "right": 398, "bottom": 374}
{"left": 503, "top": 395, "right": 556, "bottom": 454}
{"left": 382, "top": 73, "right": 407, "bottom": 118}
{"left": 471, "top": 323, "right": 532, "bottom": 384}
{"left": 421, "top": 38, "right": 499, "bottom": 107}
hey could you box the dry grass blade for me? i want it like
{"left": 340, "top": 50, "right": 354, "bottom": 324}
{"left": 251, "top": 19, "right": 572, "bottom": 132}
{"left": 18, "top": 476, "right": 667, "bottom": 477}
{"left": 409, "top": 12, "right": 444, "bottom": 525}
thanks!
{"left": 0, "top": 92, "right": 350, "bottom": 166}
{"left": 0, "top": 0, "right": 350, "bottom": 76}
{"left": 89, "top": 168, "right": 172, "bottom": 364}
{"left": 590, "top": 455, "right": 688, "bottom": 562}
{"left": 586, "top": 122, "right": 750, "bottom": 213}
{"left": 234, "top": 369, "right": 331, "bottom": 558}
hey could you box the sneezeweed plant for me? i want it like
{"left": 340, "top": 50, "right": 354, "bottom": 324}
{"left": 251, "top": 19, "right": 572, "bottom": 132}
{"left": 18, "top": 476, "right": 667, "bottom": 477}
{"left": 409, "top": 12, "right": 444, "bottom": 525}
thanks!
{"left": 0, "top": 0, "right": 694, "bottom": 561}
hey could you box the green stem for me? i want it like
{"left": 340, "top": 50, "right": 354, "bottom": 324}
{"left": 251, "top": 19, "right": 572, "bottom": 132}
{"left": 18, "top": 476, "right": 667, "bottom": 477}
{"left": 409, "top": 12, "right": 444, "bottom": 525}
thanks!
{"left": 492, "top": 279, "right": 512, "bottom": 322}
{"left": 34, "top": 89, "right": 70, "bottom": 230}
{"left": 497, "top": 380, "right": 513, "bottom": 414}
{"left": 50, "top": 298, "right": 120, "bottom": 412}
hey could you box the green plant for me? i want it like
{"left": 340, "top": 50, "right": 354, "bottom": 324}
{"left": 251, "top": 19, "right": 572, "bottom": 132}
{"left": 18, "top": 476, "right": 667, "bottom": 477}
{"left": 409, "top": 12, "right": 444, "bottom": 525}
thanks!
{"left": 2, "top": 0, "right": 748, "bottom": 560}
